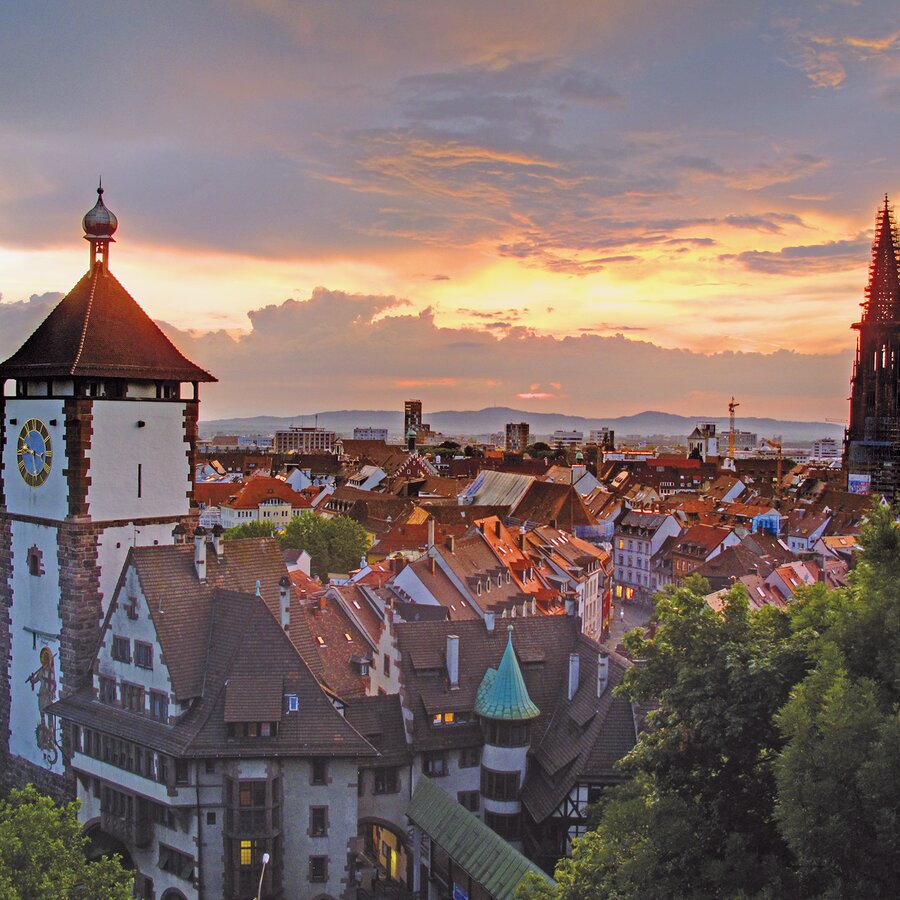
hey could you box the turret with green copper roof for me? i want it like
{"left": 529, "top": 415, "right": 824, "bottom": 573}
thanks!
{"left": 475, "top": 626, "right": 540, "bottom": 721}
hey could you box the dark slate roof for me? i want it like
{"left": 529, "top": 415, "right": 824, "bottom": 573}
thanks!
{"left": 127, "top": 538, "right": 322, "bottom": 700}
{"left": 393, "top": 616, "right": 637, "bottom": 816}
{"left": 511, "top": 481, "right": 595, "bottom": 530}
{"left": 0, "top": 267, "right": 215, "bottom": 382}
{"left": 345, "top": 693, "right": 411, "bottom": 766}
{"left": 54, "top": 588, "right": 376, "bottom": 760}
{"left": 523, "top": 641, "right": 636, "bottom": 822}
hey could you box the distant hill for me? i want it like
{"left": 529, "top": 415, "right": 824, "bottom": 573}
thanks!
{"left": 200, "top": 406, "right": 844, "bottom": 443}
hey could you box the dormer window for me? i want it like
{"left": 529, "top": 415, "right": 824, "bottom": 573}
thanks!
{"left": 285, "top": 694, "right": 299, "bottom": 713}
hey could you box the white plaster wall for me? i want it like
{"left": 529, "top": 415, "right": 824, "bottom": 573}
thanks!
{"left": 87, "top": 401, "right": 191, "bottom": 521}
{"left": 409, "top": 750, "right": 481, "bottom": 814}
{"left": 96, "top": 522, "right": 174, "bottom": 617}
{"left": 75, "top": 767, "right": 200, "bottom": 899}
{"left": 281, "top": 758, "right": 358, "bottom": 899}
{"left": 9, "top": 519, "right": 64, "bottom": 773}
{"left": 481, "top": 744, "right": 528, "bottom": 781}
{"left": 358, "top": 764, "right": 414, "bottom": 833}
{"left": 3, "top": 399, "right": 68, "bottom": 519}
{"left": 97, "top": 565, "right": 176, "bottom": 711}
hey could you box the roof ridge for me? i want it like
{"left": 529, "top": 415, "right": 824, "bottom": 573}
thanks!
{"left": 70, "top": 266, "right": 99, "bottom": 374}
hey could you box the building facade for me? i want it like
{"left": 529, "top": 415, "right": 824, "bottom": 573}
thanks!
{"left": 505, "top": 423, "right": 530, "bottom": 452}
{"left": 273, "top": 427, "right": 337, "bottom": 454}
{"left": 0, "top": 188, "right": 215, "bottom": 795}
{"left": 353, "top": 427, "right": 389, "bottom": 442}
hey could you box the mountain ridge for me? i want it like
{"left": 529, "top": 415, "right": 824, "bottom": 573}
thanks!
{"left": 200, "top": 407, "right": 844, "bottom": 443}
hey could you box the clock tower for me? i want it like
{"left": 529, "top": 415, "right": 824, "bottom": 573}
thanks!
{"left": 0, "top": 186, "right": 215, "bottom": 794}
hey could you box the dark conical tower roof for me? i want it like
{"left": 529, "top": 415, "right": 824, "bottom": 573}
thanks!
{"left": 0, "top": 187, "right": 215, "bottom": 383}
{"left": 863, "top": 195, "right": 900, "bottom": 325}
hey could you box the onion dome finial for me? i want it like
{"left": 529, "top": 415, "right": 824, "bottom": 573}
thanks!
{"left": 82, "top": 180, "right": 118, "bottom": 239}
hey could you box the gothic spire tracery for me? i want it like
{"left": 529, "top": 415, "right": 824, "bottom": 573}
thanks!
{"left": 863, "top": 194, "right": 900, "bottom": 325}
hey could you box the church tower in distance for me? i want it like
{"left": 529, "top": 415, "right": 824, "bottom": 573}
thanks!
{"left": 0, "top": 186, "right": 216, "bottom": 795}
{"left": 845, "top": 195, "right": 900, "bottom": 502}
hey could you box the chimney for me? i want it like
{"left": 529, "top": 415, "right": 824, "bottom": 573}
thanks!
{"left": 484, "top": 611, "right": 495, "bottom": 632}
{"left": 211, "top": 523, "right": 224, "bottom": 557}
{"left": 172, "top": 523, "right": 185, "bottom": 545}
{"left": 565, "top": 598, "right": 575, "bottom": 616}
{"left": 530, "top": 598, "right": 537, "bottom": 616}
{"left": 494, "top": 520, "right": 502, "bottom": 538}
{"left": 568, "top": 653, "right": 580, "bottom": 700}
{"left": 279, "top": 575, "right": 291, "bottom": 632}
{"left": 446, "top": 535, "right": 456, "bottom": 553}
{"left": 519, "top": 526, "right": 527, "bottom": 552}
{"left": 427, "top": 518, "right": 435, "bottom": 549}
{"left": 446, "top": 634, "right": 460, "bottom": 689}
{"left": 597, "top": 653, "right": 609, "bottom": 697}
{"left": 478, "top": 520, "right": 486, "bottom": 534}
{"left": 430, "top": 556, "right": 436, "bottom": 576}
{"left": 193, "top": 527, "right": 207, "bottom": 581}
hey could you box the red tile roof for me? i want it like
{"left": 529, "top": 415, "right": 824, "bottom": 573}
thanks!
{"left": 220, "top": 477, "right": 312, "bottom": 510}
{"left": 0, "top": 267, "right": 215, "bottom": 382}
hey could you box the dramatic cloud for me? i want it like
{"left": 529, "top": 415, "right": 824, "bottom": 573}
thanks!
{"left": 0, "top": 293, "right": 62, "bottom": 359}
{"left": 723, "top": 237, "right": 870, "bottom": 275}
{"left": 156, "top": 288, "right": 853, "bottom": 421}
{"left": 1, "top": 0, "right": 897, "bottom": 410}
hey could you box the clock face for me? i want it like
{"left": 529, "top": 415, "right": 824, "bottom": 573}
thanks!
{"left": 17, "top": 419, "right": 53, "bottom": 487}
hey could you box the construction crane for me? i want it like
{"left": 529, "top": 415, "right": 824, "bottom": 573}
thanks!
{"left": 763, "top": 437, "right": 783, "bottom": 503}
{"left": 728, "top": 397, "right": 740, "bottom": 457}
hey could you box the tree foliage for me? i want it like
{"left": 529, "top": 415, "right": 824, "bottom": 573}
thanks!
{"left": 224, "top": 511, "right": 370, "bottom": 580}
{"left": 0, "top": 785, "right": 132, "bottom": 900}
{"left": 518, "top": 504, "right": 900, "bottom": 900}
{"left": 222, "top": 520, "right": 277, "bottom": 540}
{"left": 278, "top": 511, "right": 369, "bottom": 579}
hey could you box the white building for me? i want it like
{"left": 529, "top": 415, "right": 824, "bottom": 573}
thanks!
{"left": 551, "top": 430, "right": 583, "bottom": 448}
{"left": 353, "top": 427, "right": 389, "bottom": 441}
{"left": 273, "top": 427, "right": 337, "bottom": 454}
{"left": 0, "top": 187, "right": 215, "bottom": 795}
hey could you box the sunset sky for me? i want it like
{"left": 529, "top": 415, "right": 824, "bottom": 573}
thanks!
{"left": 1, "top": 1, "right": 899, "bottom": 421}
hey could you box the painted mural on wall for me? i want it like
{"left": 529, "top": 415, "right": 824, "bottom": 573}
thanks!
{"left": 26, "top": 646, "right": 59, "bottom": 766}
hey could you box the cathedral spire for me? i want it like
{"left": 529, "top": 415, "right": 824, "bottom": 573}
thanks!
{"left": 862, "top": 194, "right": 900, "bottom": 325}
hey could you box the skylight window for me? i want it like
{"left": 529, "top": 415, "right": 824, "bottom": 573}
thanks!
{"left": 343, "top": 632, "right": 353, "bottom": 642}
{"left": 316, "top": 636, "right": 326, "bottom": 646}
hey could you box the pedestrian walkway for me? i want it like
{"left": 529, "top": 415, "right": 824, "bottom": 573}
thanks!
{"left": 606, "top": 598, "right": 652, "bottom": 648}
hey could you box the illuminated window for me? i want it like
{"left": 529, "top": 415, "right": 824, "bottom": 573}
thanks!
{"left": 240, "top": 840, "right": 253, "bottom": 866}
{"left": 344, "top": 632, "right": 353, "bottom": 642}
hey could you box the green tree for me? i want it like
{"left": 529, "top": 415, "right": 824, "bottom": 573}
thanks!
{"left": 520, "top": 577, "right": 807, "bottom": 898}
{"left": 518, "top": 502, "right": 900, "bottom": 900}
{"left": 222, "top": 520, "right": 277, "bottom": 540}
{"left": 773, "top": 504, "right": 900, "bottom": 898}
{"left": 0, "top": 785, "right": 132, "bottom": 900}
{"left": 278, "top": 511, "right": 369, "bottom": 579}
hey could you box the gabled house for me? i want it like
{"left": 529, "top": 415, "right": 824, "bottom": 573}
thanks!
{"left": 52, "top": 535, "right": 377, "bottom": 900}
{"left": 669, "top": 524, "right": 740, "bottom": 586}
{"left": 363, "top": 614, "right": 637, "bottom": 880}
{"left": 218, "top": 476, "right": 312, "bottom": 529}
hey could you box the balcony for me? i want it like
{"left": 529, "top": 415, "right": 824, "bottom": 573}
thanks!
{"left": 100, "top": 809, "right": 152, "bottom": 848}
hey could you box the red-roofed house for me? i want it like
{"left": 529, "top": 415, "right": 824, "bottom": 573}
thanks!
{"left": 219, "top": 476, "right": 312, "bottom": 528}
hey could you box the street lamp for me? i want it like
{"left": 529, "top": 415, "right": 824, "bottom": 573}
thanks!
{"left": 253, "top": 852, "right": 270, "bottom": 900}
